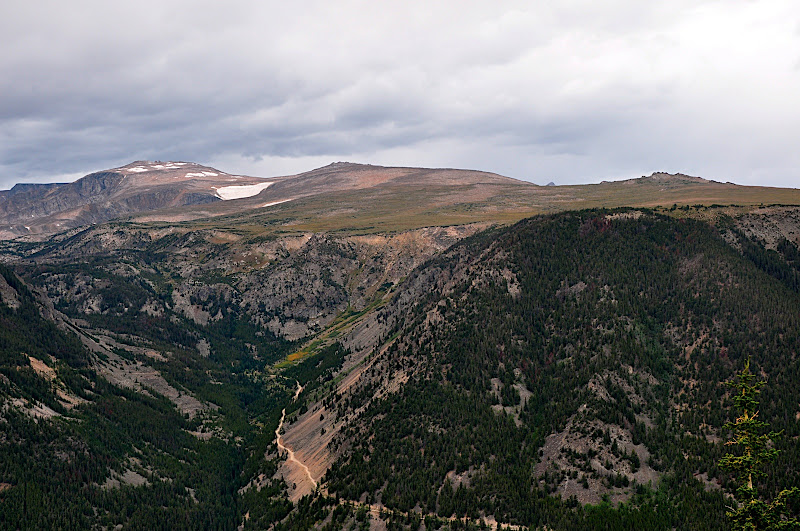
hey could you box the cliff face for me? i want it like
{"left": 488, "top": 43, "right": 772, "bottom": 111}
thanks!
{"left": 0, "top": 172, "right": 126, "bottom": 220}
{"left": 14, "top": 220, "right": 486, "bottom": 341}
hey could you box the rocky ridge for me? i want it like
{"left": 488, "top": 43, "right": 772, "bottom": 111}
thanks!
{"left": 0, "top": 161, "right": 270, "bottom": 239}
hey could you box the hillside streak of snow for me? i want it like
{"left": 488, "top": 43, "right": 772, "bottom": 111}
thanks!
{"left": 215, "top": 182, "right": 274, "bottom": 200}
{"left": 262, "top": 199, "right": 292, "bottom": 208}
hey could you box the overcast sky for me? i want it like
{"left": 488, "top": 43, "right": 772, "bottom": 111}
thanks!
{"left": 2, "top": 1, "right": 799, "bottom": 189}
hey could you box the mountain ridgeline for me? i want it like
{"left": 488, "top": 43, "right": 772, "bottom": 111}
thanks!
{"left": 0, "top": 161, "right": 799, "bottom": 529}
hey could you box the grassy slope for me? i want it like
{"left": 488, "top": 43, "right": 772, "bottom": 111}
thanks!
{"left": 125, "top": 176, "right": 800, "bottom": 242}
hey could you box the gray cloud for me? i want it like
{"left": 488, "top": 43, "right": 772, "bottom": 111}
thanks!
{"left": 1, "top": 0, "right": 799, "bottom": 188}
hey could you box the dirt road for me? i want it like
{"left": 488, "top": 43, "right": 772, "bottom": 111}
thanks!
{"left": 275, "top": 381, "right": 318, "bottom": 490}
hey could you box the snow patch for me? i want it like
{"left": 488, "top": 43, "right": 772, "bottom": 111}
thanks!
{"left": 215, "top": 182, "right": 274, "bottom": 200}
{"left": 262, "top": 199, "right": 292, "bottom": 208}
{"left": 151, "top": 163, "right": 185, "bottom": 170}
{"left": 127, "top": 166, "right": 149, "bottom": 173}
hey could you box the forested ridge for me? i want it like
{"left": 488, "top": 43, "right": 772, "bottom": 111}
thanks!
{"left": 324, "top": 209, "right": 800, "bottom": 529}
{"left": 0, "top": 259, "right": 297, "bottom": 529}
{"left": 0, "top": 207, "right": 799, "bottom": 529}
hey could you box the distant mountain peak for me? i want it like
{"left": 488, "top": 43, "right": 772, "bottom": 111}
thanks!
{"left": 0, "top": 161, "right": 269, "bottom": 239}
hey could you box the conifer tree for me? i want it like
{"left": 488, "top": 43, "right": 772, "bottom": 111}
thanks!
{"left": 719, "top": 359, "right": 800, "bottom": 530}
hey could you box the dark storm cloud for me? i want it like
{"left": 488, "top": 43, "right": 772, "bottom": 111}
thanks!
{"left": 1, "top": 1, "right": 799, "bottom": 188}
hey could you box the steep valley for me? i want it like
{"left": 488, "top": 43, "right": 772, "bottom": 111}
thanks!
{"left": 0, "top": 163, "right": 799, "bottom": 529}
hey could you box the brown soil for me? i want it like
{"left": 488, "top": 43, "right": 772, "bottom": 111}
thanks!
{"left": 28, "top": 356, "right": 56, "bottom": 380}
